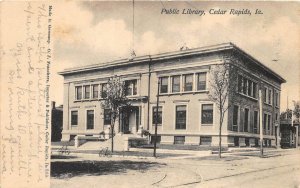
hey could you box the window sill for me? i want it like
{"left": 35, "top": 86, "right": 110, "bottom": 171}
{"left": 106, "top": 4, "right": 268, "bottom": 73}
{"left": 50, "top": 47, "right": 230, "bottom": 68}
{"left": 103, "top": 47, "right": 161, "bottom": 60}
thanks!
{"left": 264, "top": 102, "right": 273, "bottom": 107}
{"left": 74, "top": 98, "right": 105, "bottom": 102}
{"left": 238, "top": 93, "right": 258, "bottom": 101}
{"left": 160, "top": 90, "right": 209, "bottom": 96}
{"left": 201, "top": 124, "right": 213, "bottom": 126}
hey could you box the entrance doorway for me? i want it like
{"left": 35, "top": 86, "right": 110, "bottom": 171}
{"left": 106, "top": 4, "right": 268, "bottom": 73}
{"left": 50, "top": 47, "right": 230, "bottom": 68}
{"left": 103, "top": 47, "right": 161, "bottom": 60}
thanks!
{"left": 120, "top": 106, "right": 140, "bottom": 134}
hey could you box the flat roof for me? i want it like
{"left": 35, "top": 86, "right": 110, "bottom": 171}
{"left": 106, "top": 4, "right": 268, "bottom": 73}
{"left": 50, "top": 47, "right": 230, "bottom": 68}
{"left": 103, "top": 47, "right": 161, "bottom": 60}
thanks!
{"left": 58, "top": 42, "right": 286, "bottom": 83}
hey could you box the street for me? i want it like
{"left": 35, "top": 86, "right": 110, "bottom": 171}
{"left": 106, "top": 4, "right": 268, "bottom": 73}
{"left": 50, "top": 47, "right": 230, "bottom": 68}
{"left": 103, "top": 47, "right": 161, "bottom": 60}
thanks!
{"left": 51, "top": 149, "right": 300, "bottom": 188}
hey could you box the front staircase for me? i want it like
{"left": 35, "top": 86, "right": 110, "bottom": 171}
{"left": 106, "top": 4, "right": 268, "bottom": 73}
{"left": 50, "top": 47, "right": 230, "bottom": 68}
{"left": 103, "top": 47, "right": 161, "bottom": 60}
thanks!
{"left": 78, "top": 134, "right": 148, "bottom": 151}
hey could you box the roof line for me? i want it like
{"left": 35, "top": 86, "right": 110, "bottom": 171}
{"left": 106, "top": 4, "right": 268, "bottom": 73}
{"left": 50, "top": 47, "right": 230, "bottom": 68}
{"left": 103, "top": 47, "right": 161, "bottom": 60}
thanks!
{"left": 58, "top": 42, "right": 286, "bottom": 83}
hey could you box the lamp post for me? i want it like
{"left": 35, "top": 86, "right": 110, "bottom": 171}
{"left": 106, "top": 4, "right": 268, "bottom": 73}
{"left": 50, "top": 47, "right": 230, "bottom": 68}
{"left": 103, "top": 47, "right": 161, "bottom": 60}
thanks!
{"left": 153, "top": 79, "right": 160, "bottom": 157}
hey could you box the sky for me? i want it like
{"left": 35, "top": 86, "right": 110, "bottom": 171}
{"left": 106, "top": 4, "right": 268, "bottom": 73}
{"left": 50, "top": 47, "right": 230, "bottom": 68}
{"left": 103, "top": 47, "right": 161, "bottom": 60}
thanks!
{"left": 52, "top": 1, "right": 300, "bottom": 111}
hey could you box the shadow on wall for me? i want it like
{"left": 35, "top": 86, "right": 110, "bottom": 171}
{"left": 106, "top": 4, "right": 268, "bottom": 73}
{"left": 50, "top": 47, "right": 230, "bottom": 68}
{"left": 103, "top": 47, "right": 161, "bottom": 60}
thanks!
{"left": 51, "top": 160, "right": 166, "bottom": 179}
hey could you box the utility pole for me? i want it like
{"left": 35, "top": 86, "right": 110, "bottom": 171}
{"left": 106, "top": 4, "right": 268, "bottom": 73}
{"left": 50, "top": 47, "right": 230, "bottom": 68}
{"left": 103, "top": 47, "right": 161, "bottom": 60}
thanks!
{"left": 292, "top": 100, "right": 298, "bottom": 148}
{"left": 259, "top": 89, "right": 264, "bottom": 157}
{"left": 153, "top": 79, "right": 160, "bottom": 157}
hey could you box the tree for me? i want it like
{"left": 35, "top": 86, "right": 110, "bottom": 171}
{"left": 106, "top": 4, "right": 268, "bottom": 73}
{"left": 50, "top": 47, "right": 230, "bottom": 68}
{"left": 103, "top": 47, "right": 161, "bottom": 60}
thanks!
{"left": 102, "top": 76, "right": 130, "bottom": 153}
{"left": 293, "top": 101, "right": 300, "bottom": 119}
{"left": 209, "top": 61, "right": 239, "bottom": 158}
{"left": 280, "top": 101, "right": 300, "bottom": 121}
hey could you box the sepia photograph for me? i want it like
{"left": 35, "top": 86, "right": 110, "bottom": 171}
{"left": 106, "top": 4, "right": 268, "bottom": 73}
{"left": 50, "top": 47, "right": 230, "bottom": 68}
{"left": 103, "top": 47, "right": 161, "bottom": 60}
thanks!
{"left": 1, "top": 1, "right": 300, "bottom": 188}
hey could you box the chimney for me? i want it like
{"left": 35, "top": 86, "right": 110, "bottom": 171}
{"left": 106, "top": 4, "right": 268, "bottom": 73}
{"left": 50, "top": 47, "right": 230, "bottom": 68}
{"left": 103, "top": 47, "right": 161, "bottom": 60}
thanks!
{"left": 51, "top": 101, "right": 56, "bottom": 109}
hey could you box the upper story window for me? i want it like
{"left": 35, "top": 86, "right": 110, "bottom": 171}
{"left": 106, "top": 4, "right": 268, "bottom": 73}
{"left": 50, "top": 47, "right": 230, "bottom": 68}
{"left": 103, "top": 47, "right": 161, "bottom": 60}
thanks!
{"left": 268, "top": 89, "right": 272, "bottom": 105}
{"left": 275, "top": 91, "right": 279, "bottom": 107}
{"left": 243, "top": 77, "right": 247, "bottom": 94}
{"left": 101, "top": 83, "right": 107, "bottom": 98}
{"left": 172, "top": 76, "right": 181, "bottom": 93}
{"left": 253, "top": 82, "right": 257, "bottom": 98}
{"left": 75, "top": 83, "right": 109, "bottom": 101}
{"left": 84, "top": 85, "right": 91, "bottom": 99}
{"left": 264, "top": 87, "right": 272, "bottom": 105}
{"left": 183, "top": 74, "right": 193, "bottom": 92}
{"left": 159, "top": 72, "right": 207, "bottom": 94}
{"left": 264, "top": 88, "right": 268, "bottom": 103}
{"left": 197, "top": 72, "right": 206, "bottom": 90}
{"left": 160, "top": 77, "right": 168, "bottom": 94}
{"left": 92, "top": 84, "right": 99, "bottom": 99}
{"left": 75, "top": 86, "right": 82, "bottom": 100}
{"left": 125, "top": 80, "right": 137, "bottom": 96}
{"left": 238, "top": 75, "right": 257, "bottom": 99}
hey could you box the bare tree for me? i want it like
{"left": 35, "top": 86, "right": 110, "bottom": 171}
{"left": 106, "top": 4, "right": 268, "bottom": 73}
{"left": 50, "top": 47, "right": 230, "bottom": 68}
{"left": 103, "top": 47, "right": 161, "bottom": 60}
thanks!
{"left": 102, "top": 76, "right": 130, "bottom": 153}
{"left": 209, "top": 60, "right": 239, "bottom": 158}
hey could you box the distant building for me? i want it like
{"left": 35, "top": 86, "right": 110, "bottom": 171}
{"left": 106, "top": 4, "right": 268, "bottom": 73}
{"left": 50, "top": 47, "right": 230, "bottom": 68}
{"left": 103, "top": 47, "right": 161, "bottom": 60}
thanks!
{"left": 51, "top": 101, "right": 63, "bottom": 142}
{"left": 58, "top": 43, "right": 285, "bottom": 147}
{"left": 280, "top": 119, "right": 300, "bottom": 148}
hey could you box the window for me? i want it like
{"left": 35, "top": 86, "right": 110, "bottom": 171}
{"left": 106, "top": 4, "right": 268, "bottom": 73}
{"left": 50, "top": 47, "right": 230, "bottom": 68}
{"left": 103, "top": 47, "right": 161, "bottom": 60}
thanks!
{"left": 248, "top": 80, "right": 252, "bottom": 97}
{"left": 125, "top": 80, "right": 137, "bottom": 96}
{"left": 71, "top": 111, "right": 78, "bottom": 126}
{"left": 75, "top": 86, "right": 82, "bottom": 100}
{"left": 160, "top": 77, "right": 168, "bottom": 94}
{"left": 200, "top": 136, "right": 212, "bottom": 145}
{"left": 268, "top": 89, "right": 272, "bottom": 105}
{"left": 244, "top": 108, "right": 249, "bottom": 132}
{"left": 101, "top": 83, "right": 107, "bottom": 98}
{"left": 175, "top": 105, "right": 186, "bottom": 129}
{"left": 253, "top": 82, "right": 257, "bottom": 98}
{"left": 86, "top": 110, "right": 94, "bottom": 129}
{"left": 254, "top": 111, "right": 258, "bottom": 134}
{"left": 232, "top": 105, "right": 239, "bottom": 132}
{"left": 104, "top": 109, "right": 111, "bottom": 125}
{"left": 238, "top": 75, "right": 243, "bottom": 93}
{"left": 237, "top": 75, "right": 257, "bottom": 98}
{"left": 243, "top": 77, "right": 247, "bottom": 94}
{"left": 172, "top": 76, "right": 181, "bottom": 93}
{"left": 267, "top": 114, "right": 271, "bottom": 131}
{"left": 92, "top": 84, "right": 99, "bottom": 99}
{"left": 84, "top": 85, "right": 90, "bottom": 99}
{"left": 264, "top": 87, "right": 273, "bottom": 105}
{"left": 183, "top": 74, "right": 193, "bottom": 92}
{"left": 201, "top": 104, "right": 213, "bottom": 125}
{"left": 152, "top": 106, "right": 162, "bottom": 125}
{"left": 264, "top": 88, "right": 268, "bottom": 103}
{"left": 245, "top": 138, "right": 250, "bottom": 146}
{"left": 275, "top": 91, "right": 279, "bottom": 107}
{"left": 263, "top": 113, "right": 267, "bottom": 132}
{"left": 197, "top": 73, "right": 206, "bottom": 90}
{"left": 263, "top": 113, "right": 271, "bottom": 134}
{"left": 174, "top": 136, "right": 185, "bottom": 144}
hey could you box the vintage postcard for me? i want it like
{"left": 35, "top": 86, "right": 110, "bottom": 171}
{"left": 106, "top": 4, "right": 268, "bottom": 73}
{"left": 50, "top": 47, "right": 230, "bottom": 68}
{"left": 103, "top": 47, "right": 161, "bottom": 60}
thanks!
{"left": 1, "top": 1, "right": 300, "bottom": 188}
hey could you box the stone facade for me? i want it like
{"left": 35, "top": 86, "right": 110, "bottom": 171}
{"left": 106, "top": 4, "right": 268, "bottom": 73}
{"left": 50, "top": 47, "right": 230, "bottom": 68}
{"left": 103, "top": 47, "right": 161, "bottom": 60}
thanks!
{"left": 59, "top": 43, "right": 285, "bottom": 147}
